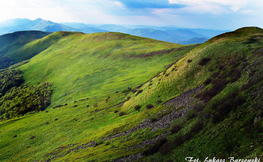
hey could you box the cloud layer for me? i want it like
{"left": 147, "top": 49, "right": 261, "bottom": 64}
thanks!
{"left": 0, "top": 0, "right": 262, "bottom": 29}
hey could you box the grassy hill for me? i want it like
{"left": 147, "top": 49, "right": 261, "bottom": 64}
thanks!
{"left": 0, "top": 27, "right": 263, "bottom": 161}
{"left": 0, "top": 31, "right": 51, "bottom": 68}
{"left": 19, "top": 31, "right": 196, "bottom": 107}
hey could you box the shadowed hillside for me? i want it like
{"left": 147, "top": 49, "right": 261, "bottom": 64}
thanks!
{"left": 0, "top": 31, "right": 51, "bottom": 68}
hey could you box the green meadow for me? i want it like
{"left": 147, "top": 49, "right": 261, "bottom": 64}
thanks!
{"left": 19, "top": 31, "right": 195, "bottom": 107}
{"left": 0, "top": 27, "right": 263, "bottom": 161}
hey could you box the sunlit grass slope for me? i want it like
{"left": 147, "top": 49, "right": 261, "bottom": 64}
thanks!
{"left": 20, "top": 31, "right": 195, "bottom": 107}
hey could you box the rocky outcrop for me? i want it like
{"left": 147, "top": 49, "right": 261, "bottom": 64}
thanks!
{"left": 104, "top": 86, "right": 204, "bottom": 141}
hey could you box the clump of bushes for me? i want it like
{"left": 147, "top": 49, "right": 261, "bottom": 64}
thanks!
{"left": 212, "top": 113, "right": 220, "bottom": 123}
{"left": 190, "top": 120, "right": 204, "bottom": 133}
{"left": 204, "top": 78, "right": 212, "bottom": 85}
{"left": 30, "top": 136, "right": 36, "bottom": 140}
{"left": 119, "top": 111, "right": 125, "bottom": 116}
{"left": 242, "top": 62, "right": 249, "bottom": 69}
{"left": 212, "top": 71, "right": 220, "bottom": 78}
{"left": 143, "top": 138, "right": 167, "bottom": 156}
{"left": 53, "top": 105, "right": 64, "bottom": 109}
{"left": 159, "top": 142, "right": 172, "bottom": 155}
{"left": 156, "top": 100, "right": 162, "bottom": 104}
{"left": 132, "top": 89, "right": 137, "bottom": 93}
{"left": 178, "top": 120, "right": 203, "bottom": 144}
{"left": 0, "top": 83, "right": 53, "bottom": 119}
{"left": 183, "top": 132, "right": 193, "bottom": 141}
{"left": 0, "top": 69, "right": 24, "bottom": 97}
{"left": 241, "top": 76, "right": 263, "bottom": 91}
{"left": 185, "top": 109, "right": 197, "bottom": 120}
{"left": 146, "top": 104, "right": 154, "bottom": 109}
{"left": 185, "top": 103, "right": 204, "bottom": 120}
{"left": 230, "top": 59, "right": 241, "bottom": 68}
{"left": 134, "top": 105, "right": 141, "bottom": 111}
{"left": 121, "top": 87, "right": 132, "bottom": 93}
{"left": 171, "top": 135, "right": 184, "bottom": 147}
{"left": 229, "top": 68, "right": 241, "bottom": 82}
{"left": 96, "top": 139, "right": 104, "bottom": 146}
{"left": 213, "top": 93, "right": 246, "bottom": 123}
{"left": 149, "top": 115, "right": 158, "bottom": 122}
{"left": 106, "top": 96, "right": 110, "bottom": 102}
{"left": 198, "top": 79, "right": 229, "bottom": 102}
{"left": 136, "top": 90, "right": 143, "bottom": 96}
{"left": 171, "top": 124, "right": 182, "bottom": 134}
{"left": 187, "top": 59, "right": 192, "bottom": 63}
{"left": 193, "top": 103, "right": 205, "bottom": 113}
{"left": 199, "top": 58, "right": 211, "bottom": 66}
{"left": 218, "top": 64, "right": 225, "bottom": 70}
{"left": 156, "top": 119, "right": 204, "bottom": 155}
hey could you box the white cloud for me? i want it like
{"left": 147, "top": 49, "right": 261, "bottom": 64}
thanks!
{"left": 113, "top": 1, "right": 125, "bottom": 7}
{"left": 231, "top": 6, "right": 240, "bottom": 12}
{"left": 173, "top": 0, "right": 248, "bottom": 14}
{"left": 0, "top": 0, "right": 262, "bottom": 29}
{"left": 169, "top": 0, "right": 179, "bottom": 4}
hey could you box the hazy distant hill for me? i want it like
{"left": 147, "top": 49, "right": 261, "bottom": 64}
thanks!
{"left": 0, "top": 18, "right": 75, "bottom": 35}
{"left": 0, "top": 18, "right": 228, "bottom": 44}
{"left": 64, "top": 23, "right": 228, "bottom": 44}
{"left": 62, "top": 22, "right": 107, "bottom": 33}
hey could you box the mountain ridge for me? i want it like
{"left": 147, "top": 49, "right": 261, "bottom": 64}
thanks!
{"left": 0, "top": 18, "right": 228, "bottom": 44}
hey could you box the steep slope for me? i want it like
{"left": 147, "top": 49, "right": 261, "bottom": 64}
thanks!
{"left": 120, "top": 27, "right": 263, "bottom": 161}
{"left": 0, "top": 27, "right": 262, "bottom": 162}
{"left": 121, "top": 27, "right": 263, "bottom": 110}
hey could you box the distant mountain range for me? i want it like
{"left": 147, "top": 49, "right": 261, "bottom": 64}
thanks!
{"left": 0, "top": 18, "right": 228, "bottom": 44}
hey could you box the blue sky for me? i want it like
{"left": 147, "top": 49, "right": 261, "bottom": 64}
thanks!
{"left": 0, "top": 0, "right": 262, "bottom": 30}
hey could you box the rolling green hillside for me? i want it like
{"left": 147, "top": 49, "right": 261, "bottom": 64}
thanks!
{"left": 19, "top": 31, "right": 196, "bottom": 107}
{"left": 0, "top": 27, "right": 263, "bottom": 162}
{"left": 0, "top": 31, "right": 51, "bottom": 68}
